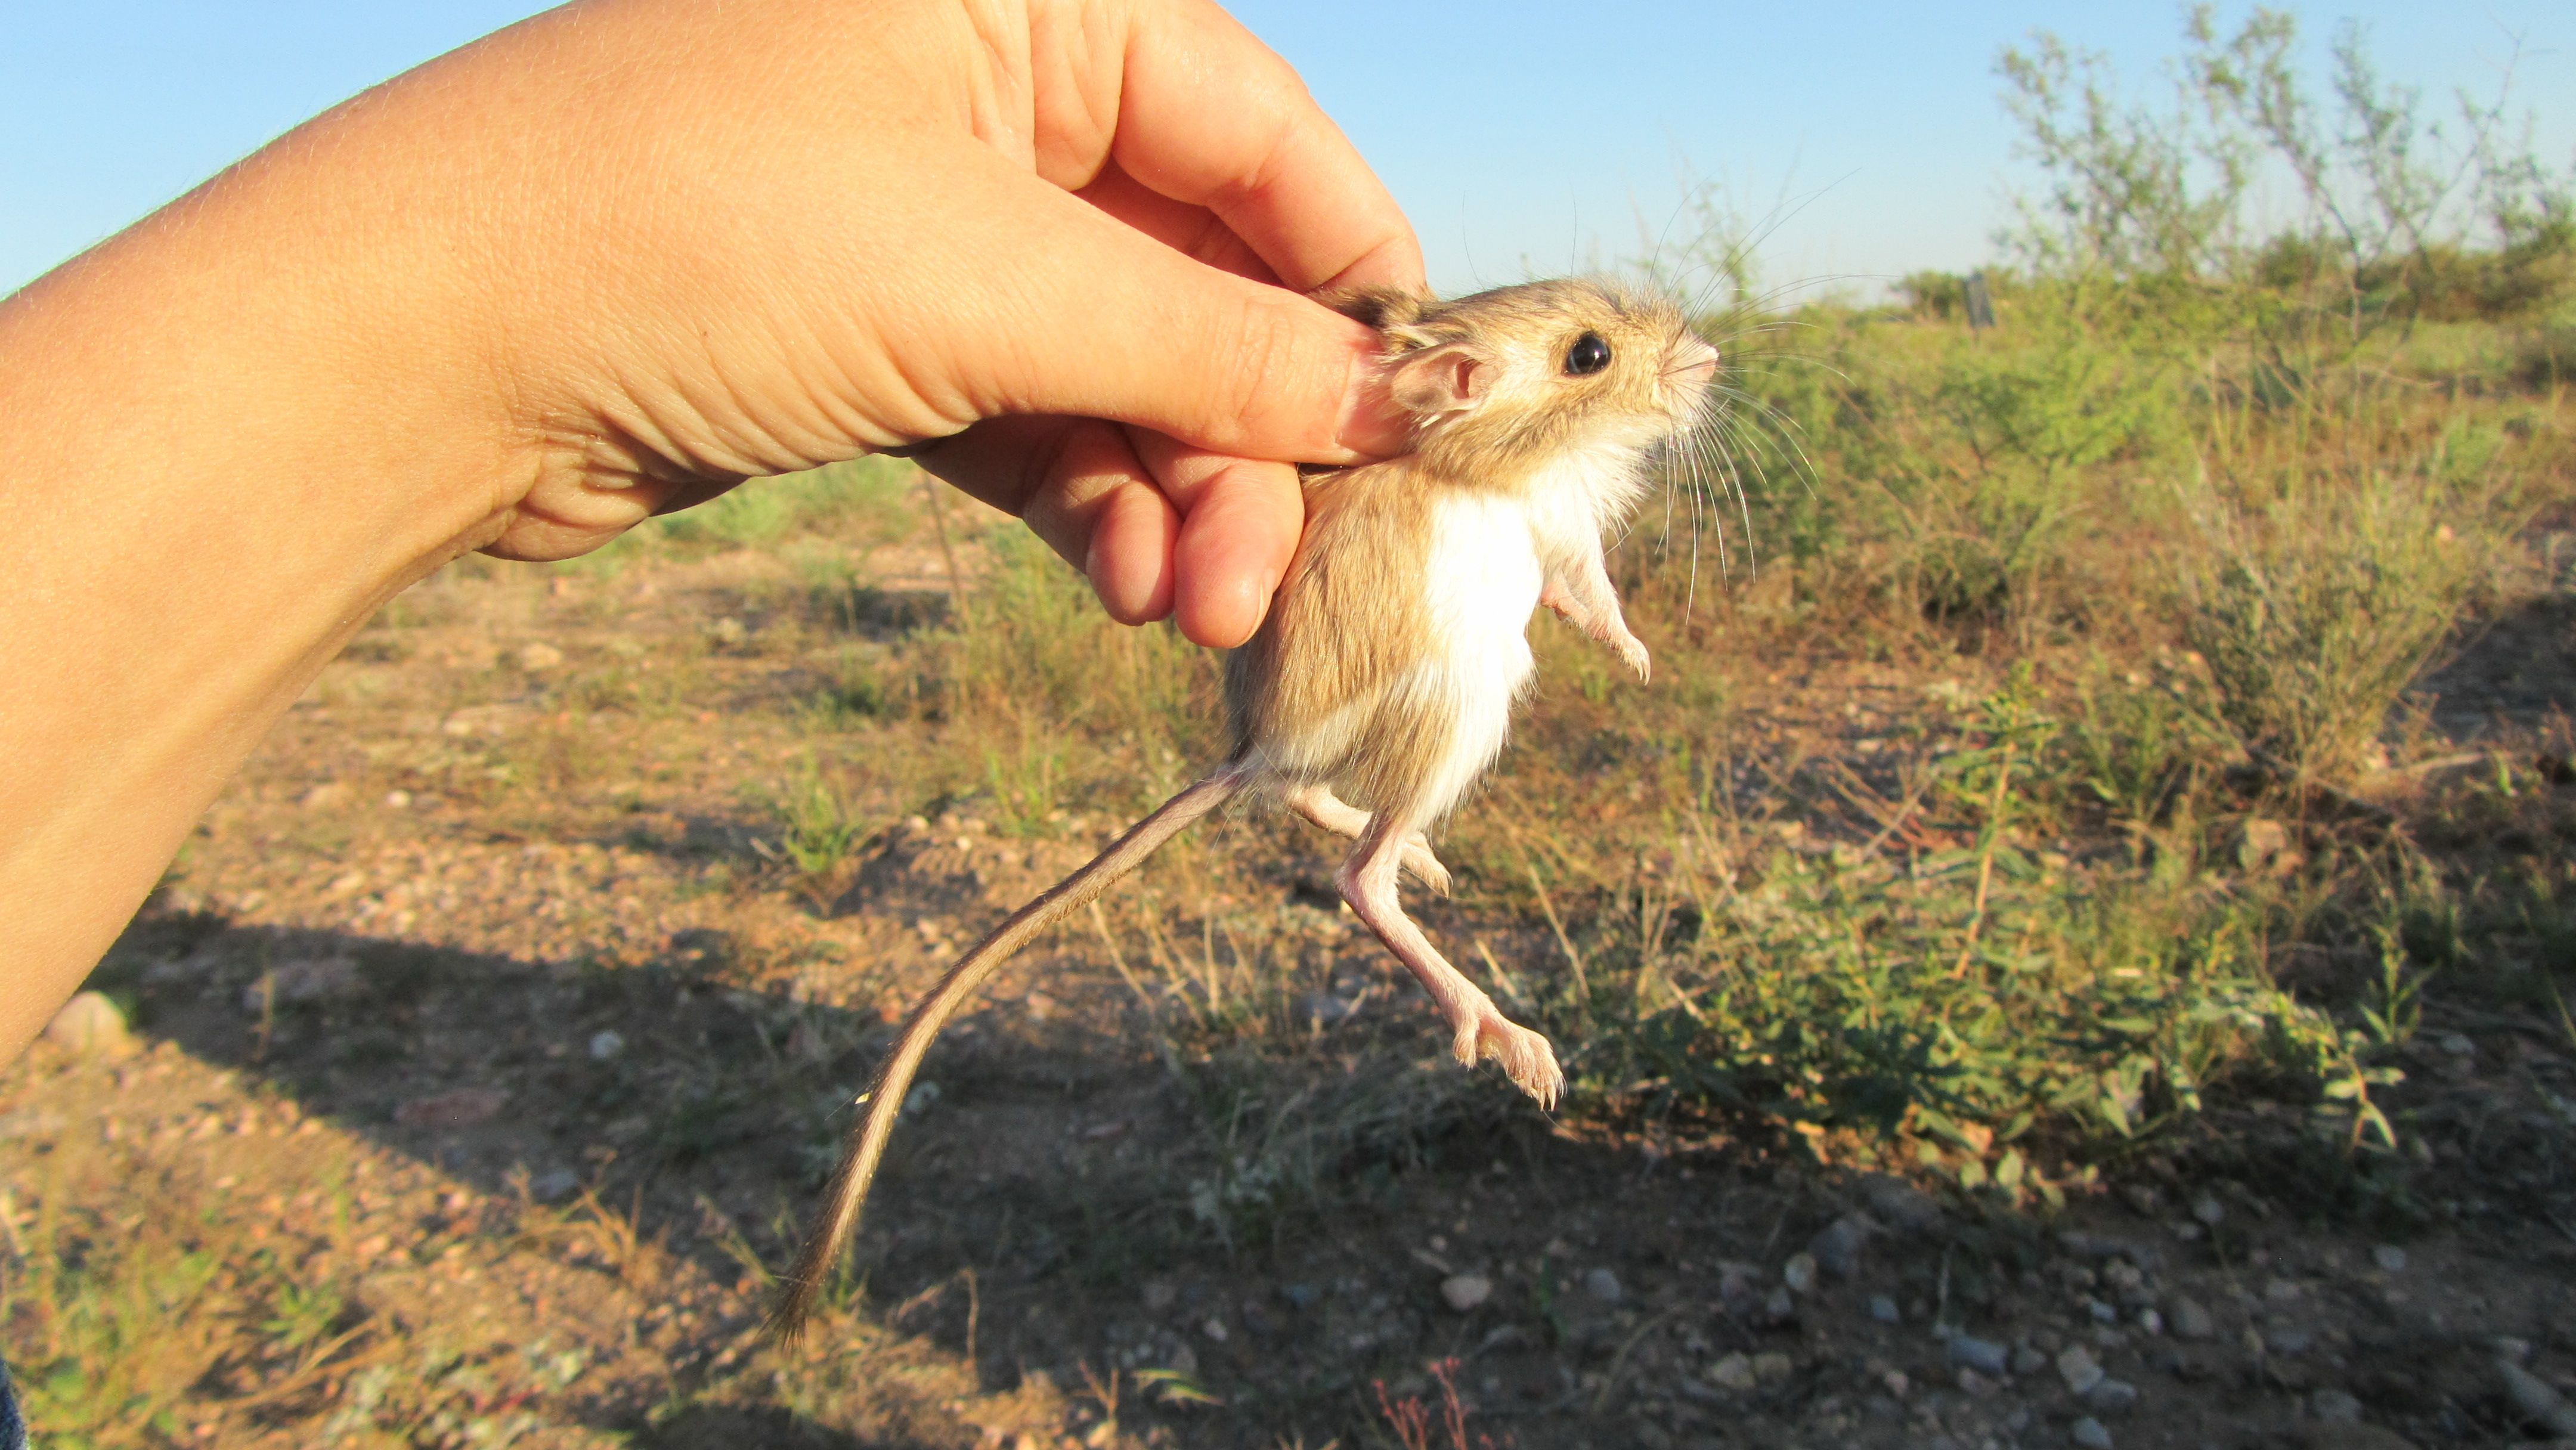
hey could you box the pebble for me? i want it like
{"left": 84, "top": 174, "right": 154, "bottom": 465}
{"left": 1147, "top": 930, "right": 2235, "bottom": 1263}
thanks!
{"left": 1782, "top": 1253, "right": 1818, "bottom": 1295}
{"left": 1280, "top": 1282, "right": 1321, "bottom": 1310}
{"left": 2191, "top": 1194, "right": 2225, "bottom": 1226}
{"left": 2135, "top": 1308, "right": 2163, "bottom": 1336}
{"left": 902, "top": 1082, "right": 941, "bottom": 1114}
{"left": 1761, "top": 1286, "right": 1796, "bottom": 1324}
{"left": 2086, "top": 1298, "right": 2118, "bottom": 1324}
{"left": 2498, "top": 1359, "right": 2576, "bottom": 1437}
{"left": 1751, "top": 1351, "right": 1794, "bottom": 1384}
{"left": 2166, "top": 1296, "right": 2215, "bottom": 1340}
{"left": 1948, "top": 1336, "right": 2010, "bottom": 1376}
{"left": 2057, "top": 1346, "right": 2106, "bottom": 1395}
{"left": 1707, "top": 1353, "right": 1757, "bottom": 1392}
{"left": 2371, "top": 1245, "right": 2408, "bottom": 1273}
{"left": 1859, "top": 1175, "right": 1947, "bottom": 1232}
{"left": 588, "top": 1030, "right": 625, "bottom": 1060}
{"left": 2087, "top": 1379, "right": 2140, "bottom": 1415}
{"left": 516, "top": 642, "right": 565, "bottom": 671}
{"left": 1957, "top": 1367, "right": 1999, "bottom": 1396}
{"left": 530, "top": 1167, "right": 581, "bottom": 1204}
{"left": 1870, "top": 1294, "right": 1902, "bottom": 1324}
{"left": 2310, "top": 1389, "right": 2363, "bottom": 1423}
{"left": 1583, "top": 1267, "right": 1623, "bottom": 1303}
{"left": 1808, "top": 1213, "right": 1878, "bottom": 1278}
{"left": 43, "top": 992, "right": 133, "bottom": 1057}
{"left": 2013, "top": 1345, "right": 2051, "bottom": 1376}
{"left": 1440, "top": 1274, "right": 1493, "bottom": 1312}
{"left": 2071, "top": 1416, "right": 2113, "bottom": 1449}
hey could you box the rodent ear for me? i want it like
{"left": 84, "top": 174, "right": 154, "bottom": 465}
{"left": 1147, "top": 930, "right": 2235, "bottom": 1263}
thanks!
{"left": 1389, "top": 343, "right": 1487, "bottom": 417}
{"left": 1317, "top": 285, "right": 1429, "bottom": 331}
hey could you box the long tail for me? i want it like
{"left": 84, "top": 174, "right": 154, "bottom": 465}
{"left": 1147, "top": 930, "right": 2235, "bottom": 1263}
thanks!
{"left": 766, "top": 764, "right": 1251, "bottom": 1340}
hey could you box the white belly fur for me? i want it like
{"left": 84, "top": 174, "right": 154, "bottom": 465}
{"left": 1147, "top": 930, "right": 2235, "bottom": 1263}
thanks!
{"left": 1404, "top": 492, "right": 1542, "bottom": 819}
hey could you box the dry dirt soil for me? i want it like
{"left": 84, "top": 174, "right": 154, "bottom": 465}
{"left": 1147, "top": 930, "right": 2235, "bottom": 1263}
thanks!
{"left": 9, "top": 526, "right": 2576, "bottom": 1450}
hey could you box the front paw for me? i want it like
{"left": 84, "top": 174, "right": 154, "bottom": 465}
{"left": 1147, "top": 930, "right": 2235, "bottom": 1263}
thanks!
{"left": 1614, "top": 633, "right": 1651, "bottom": 683}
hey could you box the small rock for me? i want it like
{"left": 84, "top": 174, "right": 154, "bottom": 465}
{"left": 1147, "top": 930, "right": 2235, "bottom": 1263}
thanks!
{"left": 2135, "top": 1308, "right": 2163, "bottom": 1336}
{"left": 1163, "top": 1343, "right": 1197, "bottom": 1376}
{"left": 1782, "top": 1253, "right": 1818, "bottom": 1294}
{"left": 1751, "top": 1351, "right": 1794, "bottom": 1384}
{"left": 2057, "top": 1345, "right": 2105, "bottom": 1395}
{"left": 1870, "top": 1294, "right": 1902, "bottom": 1324}
{"left": 1761, "top": 1285, "right": 1796, "bottom": 1324}
{"left": 384, "top": 789, "right": 413, "bottom": 809}
{"left": 516, "top": 642, "right": 565, "bottom": 671}
{"left": 43, "top": 992, "right": 134, "bottom": 1057}
{"left": 2269, "top": 1327, "right": 2315, "bottom": 1355}
{"left": 1583, "top": 1267, "right": 1623, "bottom": 1303}
{"left": 2498, "top": 1358, "right": 2576, "bottom": 1437}
{"left": 2491, "top": 1336, "right": 2532, "bottom": 1364}
{"left": 1441, "top": 1274, "right": 1493, "bottom": 1312}
{"left": 2310, "top": 1389, "right": 2363, "bottom": 1423}
{"left": 1808, "top": 1213, "right": 1878, "bottom": 1279}
{"left": 2370, "top": 1245, "right": 2407, "bottom": 1273}
{"left": 1859, "top": 1175, "right": 1946, "bottom": 1232}
{"left": 2013, "top": 1345, "right": 2051, "bottom": 1376}
{"left": 395, "top": 1087, "right": 507, "bottom": 1129}
{"left": 529, "top": 1167, "right": 581, "bottom": 1204}
{"left": 1280, "top": 1282, "right": 1321, "bottom": 1309}
{"left": 2086, "top": 1298, "right": 2118, "bottom": 1324}
{"left": 2071, "top": 1416, "right": 2113, "bottom": 1449}
{"left": 1200, "top": 1316, "right": 1227, "bottom": 1342}
{"left": 2191, "top": 1194, "right": 2225, "bottom": 1226}
{"left": 1948, "top": 1336, "right": 2010, "bottom": 1376}
{"left": 1881, "top": 1369, "right": 1910, "bottom": 1397}
{"left": 1957, "top": 1367, "right": 1999, "bottom": 1396}
{"left": 1714, "top": 1260, "right": 1763, "bottom": 1313}
{"left": 1141, "top": 1281, "right": 1176, "bottom": 1312}
{"left": 1706, "top": 1352, "right": 1757, "bottom": 1392}
{"left": 2086, "top": 1378, "right": 2140, "bottom": 1414}
{"left": 588, "top": 1030, "right": 625, "bottom": 1060}
{"left": 902, "top": 1082, "right": 941, "bottom": 1114}
{"left": 2166, "top": 1296, "right": 2215, "bottom": 1340}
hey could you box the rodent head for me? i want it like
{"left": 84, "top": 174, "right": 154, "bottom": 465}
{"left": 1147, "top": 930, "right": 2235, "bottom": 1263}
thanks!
{"left": 1333, "top": 279, "right": 1717, "bottom": 481}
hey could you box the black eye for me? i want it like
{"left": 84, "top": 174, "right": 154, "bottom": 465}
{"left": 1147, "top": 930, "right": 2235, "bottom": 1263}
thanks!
{"left": 1564, "top": 332, "right": 1611, "bottom": 376}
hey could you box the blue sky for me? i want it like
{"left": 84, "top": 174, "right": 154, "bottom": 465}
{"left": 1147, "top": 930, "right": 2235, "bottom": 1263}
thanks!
{"left": 5, "top": 2, "right": 2569, "bottom": 300}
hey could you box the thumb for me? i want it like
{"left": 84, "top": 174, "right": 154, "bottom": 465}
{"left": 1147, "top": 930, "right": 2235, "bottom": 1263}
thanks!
{"left": 900, "top": 144, "right": 1408, "bottom": 464}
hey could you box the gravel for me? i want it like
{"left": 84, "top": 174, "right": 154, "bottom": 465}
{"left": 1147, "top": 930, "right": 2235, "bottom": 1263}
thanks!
{"left": 2071, "top": 1415, "right": 2114, "bottom": 1448}
{"left": 1439, "top": 1274, "right": 1492, "bottom": 1312}
{"left": 1782, "top": 1252, "right": 1818, "bottom": 1294}
{"left": 2166, "top": 1296, "right": 2216, "bottom": 1340}
{"left": 1948, "top": 1335, "right": 2011, "bottom": 1376}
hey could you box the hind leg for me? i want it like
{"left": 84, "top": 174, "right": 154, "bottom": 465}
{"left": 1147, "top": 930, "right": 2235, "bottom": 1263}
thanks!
{"left": 1335, "top": 810, "right": 1561, "bottom": 1107}
{"left": 1280, "top": 782, "right": 1451, "bottom": 896}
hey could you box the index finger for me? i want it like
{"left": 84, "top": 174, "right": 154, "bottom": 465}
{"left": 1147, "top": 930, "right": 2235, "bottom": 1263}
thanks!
{"left": 1110, "top": 0, "right": 1426, "bottom": 294}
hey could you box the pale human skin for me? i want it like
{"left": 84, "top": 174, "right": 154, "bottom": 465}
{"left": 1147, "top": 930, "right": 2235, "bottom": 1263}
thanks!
{"left": 0, "top": 0, "right": 1425, "bottom": 1060}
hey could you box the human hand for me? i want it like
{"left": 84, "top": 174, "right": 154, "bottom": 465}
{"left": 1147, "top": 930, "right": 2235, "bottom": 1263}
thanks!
{"left": 449, "top": 0, "right": 1423, "bottom": 646}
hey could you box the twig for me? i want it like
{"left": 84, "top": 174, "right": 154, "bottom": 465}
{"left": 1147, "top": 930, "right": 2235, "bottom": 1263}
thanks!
{"left": 1950, "top": 759, "right": 2011, "bottom": 978}
{"left": 919, "top": 473, "right": 972, "bottom": 628}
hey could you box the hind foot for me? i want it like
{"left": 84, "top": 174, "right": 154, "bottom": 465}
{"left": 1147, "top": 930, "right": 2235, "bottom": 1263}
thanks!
{"left": 1448, "top": 1003, "right": 1562, "bottom": 1109}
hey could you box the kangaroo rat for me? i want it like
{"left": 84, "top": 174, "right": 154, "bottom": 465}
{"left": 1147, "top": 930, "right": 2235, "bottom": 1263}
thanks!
{"left": 769, "top": 278, "right": 1717, "bottom": 1337}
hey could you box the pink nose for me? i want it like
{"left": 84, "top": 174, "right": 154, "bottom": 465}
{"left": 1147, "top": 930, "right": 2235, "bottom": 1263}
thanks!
{"left": 1679, "top": 339, "right": 1719, "bottom": 384}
